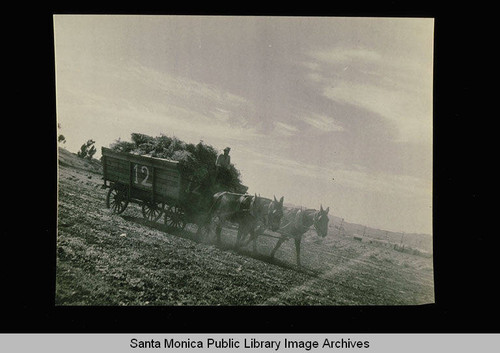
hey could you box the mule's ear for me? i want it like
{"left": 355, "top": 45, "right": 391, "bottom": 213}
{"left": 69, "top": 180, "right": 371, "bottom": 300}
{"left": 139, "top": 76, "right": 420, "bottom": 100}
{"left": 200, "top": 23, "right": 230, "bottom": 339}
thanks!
{"left": 325, "top": 207, "right": 330, "bottom": 214}
{"left": 320, "top": 204, "right": 324, "bottom": 212}
{"left": 274, "top": 195, "right": 277, "bottom": 202}
{"left": 279, "top": 196, "right": 284, "bottom": 204}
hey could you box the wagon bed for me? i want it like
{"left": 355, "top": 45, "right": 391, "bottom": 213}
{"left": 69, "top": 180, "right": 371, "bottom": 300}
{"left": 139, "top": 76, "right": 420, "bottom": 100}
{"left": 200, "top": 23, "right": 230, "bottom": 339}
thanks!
{"left": 102, "top": 147, "right": 181, "bottom": 199}
{"left": 101, "top": 147, "right": 196, "bottom": 230}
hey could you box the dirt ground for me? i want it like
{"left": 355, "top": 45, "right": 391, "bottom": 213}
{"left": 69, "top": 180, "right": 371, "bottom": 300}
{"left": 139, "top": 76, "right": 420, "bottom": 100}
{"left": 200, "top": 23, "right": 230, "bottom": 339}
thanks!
{"left": 56, "top": 149, "right": 434, "bottom": 306}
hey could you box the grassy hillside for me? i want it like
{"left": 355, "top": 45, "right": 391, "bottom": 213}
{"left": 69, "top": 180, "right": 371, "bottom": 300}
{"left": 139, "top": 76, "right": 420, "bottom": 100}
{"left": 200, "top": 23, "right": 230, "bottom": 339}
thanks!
{"left": 58, "top": 147, "right": 103, "bottom": 174}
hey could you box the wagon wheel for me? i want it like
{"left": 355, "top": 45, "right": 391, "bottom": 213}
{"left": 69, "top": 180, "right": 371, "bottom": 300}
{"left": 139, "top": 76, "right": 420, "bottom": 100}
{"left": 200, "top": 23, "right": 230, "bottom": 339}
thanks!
{"left": 164, "top": 205, "right": 186, "bottom": 231}
{"left": 106, "top": 184, "right": 129, "bottom": 214}
{"left": 141, "top": 201, "right": 165, "bottom": 222}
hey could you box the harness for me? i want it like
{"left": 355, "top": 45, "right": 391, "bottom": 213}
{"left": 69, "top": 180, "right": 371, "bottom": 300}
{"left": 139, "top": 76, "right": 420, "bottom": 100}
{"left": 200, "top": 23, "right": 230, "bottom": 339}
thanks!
{"left": 249, "top": 197, "right": 273, "bottom": 228}
{"left": 277, "top": 209, "right": 316, "bottom": 238}
{"left": 210, "top": 192, "right": 286, "bottom": 234}
{"left": 238, "top": 194, "right": 255, "bottom": 214}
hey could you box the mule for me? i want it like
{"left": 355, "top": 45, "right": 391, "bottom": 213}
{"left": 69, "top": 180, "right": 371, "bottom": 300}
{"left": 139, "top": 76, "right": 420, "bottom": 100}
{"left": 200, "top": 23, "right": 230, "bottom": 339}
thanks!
{"left": 236, "top": 195, "right": 284, "bottom": 251}
{"left": 270, "top": 205, "right": 330, "bottom": 267}
{"left": 206, "top": 191, "right": 284, "bottom": 249}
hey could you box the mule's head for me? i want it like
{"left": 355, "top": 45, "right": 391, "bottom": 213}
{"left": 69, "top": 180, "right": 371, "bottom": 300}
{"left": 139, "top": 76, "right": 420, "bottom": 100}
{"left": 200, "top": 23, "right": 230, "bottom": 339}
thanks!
{"left": 267, "top": 195, "right": 284, "bottom": 231}
{"left": 314, "top": 205, "right": 330, "bottom": 238}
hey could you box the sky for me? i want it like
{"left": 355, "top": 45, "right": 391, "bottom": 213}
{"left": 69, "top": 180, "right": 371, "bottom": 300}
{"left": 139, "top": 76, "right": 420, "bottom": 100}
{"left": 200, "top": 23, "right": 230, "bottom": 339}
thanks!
{"left": 53, "top": 15, "right": 434, "bottom": 235}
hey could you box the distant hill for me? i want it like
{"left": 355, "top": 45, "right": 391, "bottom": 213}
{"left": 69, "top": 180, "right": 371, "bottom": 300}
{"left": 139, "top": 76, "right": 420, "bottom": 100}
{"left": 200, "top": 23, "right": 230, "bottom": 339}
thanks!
{"left": 340, "top": 219, "right": 432, "bottom": 253}
{"left": 58, "top": 147, "right": 103, "bottom": 174}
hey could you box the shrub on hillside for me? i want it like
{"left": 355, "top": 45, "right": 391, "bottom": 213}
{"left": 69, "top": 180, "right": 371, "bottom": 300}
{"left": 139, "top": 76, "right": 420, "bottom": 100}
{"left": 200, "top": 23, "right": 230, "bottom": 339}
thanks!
{"left": 77, "top": 139, "right": 97, "bottom": 160}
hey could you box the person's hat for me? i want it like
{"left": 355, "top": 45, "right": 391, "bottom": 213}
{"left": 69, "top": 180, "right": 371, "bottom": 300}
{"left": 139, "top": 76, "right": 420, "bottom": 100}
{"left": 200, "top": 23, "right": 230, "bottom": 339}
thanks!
{"left": 224, "top": 147, "right": 231, "bottom": 152}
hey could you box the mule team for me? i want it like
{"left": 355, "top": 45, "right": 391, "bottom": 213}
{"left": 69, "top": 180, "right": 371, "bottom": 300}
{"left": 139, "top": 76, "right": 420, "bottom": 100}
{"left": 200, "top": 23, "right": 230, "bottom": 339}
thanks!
{"left": 202, "top": 191, "right": 330, "bottom": 267}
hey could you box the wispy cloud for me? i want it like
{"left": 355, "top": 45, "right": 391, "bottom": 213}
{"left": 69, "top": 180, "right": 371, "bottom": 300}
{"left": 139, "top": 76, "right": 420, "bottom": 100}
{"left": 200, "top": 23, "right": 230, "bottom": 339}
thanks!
{"left": 56, "top": 57, "right": 265, "bottom": 147}
{"left": 324, "top": 81, "right": 432, "bottom": 143}
{"left": 302, "top": 113, "right": 344, "bottom": 132}
{"left": 273, "top": 121, "right": 299, "bottom": 136}
{"left": 310, "top": 47, "right": 383, "bottom": 67}
{"left": 304, "top": 46, "right": 433, "bottom": 143}
{"left": 239, "top": 147, "right": 430, "bottom": 202}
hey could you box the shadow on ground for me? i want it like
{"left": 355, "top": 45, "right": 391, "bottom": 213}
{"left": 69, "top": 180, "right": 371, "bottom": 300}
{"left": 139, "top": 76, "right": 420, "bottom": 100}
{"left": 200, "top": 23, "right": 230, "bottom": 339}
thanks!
{"left": 121, "top": 214, "right": 322, "bottom": 276}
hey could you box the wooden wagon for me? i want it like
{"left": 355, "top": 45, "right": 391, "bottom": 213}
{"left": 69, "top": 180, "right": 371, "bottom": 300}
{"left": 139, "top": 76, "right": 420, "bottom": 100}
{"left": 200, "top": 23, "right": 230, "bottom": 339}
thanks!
{"left": 101, "top": 147, "right": 207, "bottom": 230}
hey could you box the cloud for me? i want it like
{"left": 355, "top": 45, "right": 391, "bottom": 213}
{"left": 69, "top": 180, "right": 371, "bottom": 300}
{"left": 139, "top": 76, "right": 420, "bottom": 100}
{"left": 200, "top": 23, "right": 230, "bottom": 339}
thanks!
{"left": 302, "top": 113, "right": 344, "bottom": 132}
{"left": 56, "top": 57, "right": 267, "bottom": 146}
{"left": 310, "top": 47, "right": 383, "bottom": 66}
{"left": 303, "top": 47, "right": 433, "bottom": 143}
{"left": 332, "top": 166, "right": 431, "bottom": 202}
{"left": 273, "top": 121, "right": 299, "bottom": 136}
{"left": 239, "top": 146, "right": 430, "bottom": 202}
{"left": 323, "top": 80, "right": 432, "bottom": 143}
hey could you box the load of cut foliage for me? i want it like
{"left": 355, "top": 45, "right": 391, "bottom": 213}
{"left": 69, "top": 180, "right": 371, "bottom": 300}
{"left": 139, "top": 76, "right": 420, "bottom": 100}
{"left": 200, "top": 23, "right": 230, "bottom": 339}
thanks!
{"left": 109, "top": 133, "right": 246, "bottom": 194}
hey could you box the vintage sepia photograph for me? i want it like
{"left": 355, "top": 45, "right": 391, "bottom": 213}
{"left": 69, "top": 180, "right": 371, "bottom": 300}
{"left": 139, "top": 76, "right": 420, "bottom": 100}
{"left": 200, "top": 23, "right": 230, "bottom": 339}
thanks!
{"left": 54, "top": 15, "right": 434, "bottom": 306}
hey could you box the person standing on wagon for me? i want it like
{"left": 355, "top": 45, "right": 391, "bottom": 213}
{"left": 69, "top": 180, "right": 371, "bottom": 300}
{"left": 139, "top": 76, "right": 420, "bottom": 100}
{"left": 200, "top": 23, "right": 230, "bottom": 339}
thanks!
{"left": 215, "top": 147, "right": 231, "bottom": 185}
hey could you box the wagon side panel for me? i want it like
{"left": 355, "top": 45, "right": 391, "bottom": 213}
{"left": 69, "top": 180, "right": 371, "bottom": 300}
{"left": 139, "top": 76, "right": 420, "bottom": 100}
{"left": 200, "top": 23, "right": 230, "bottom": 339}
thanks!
{"left": 103, "top": 155, "right": 130, "bottom": 185}
{"left": 101, "top": 147, "right": 182, "bottom": 203}
{"left": 155, "top": 168, "right": 182, "bottom": 202}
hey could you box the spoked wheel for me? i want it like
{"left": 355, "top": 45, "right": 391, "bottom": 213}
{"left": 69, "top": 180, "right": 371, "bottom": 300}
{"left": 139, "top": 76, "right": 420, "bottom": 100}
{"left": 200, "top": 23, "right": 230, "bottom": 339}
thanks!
{"left": 141, "top": 201, "right": 165, "bottom": 222}
{"left": 164, "top": 205, "right": 186, "bottom": 231}
{"left": 106, "top": 184, "right": 129, "bottom": 214}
